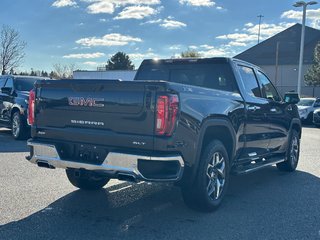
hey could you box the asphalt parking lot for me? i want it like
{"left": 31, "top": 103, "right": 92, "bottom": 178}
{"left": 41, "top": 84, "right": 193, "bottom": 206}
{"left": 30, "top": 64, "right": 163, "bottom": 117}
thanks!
{"left": 0, "top": 127, "right": 319, "bottom": 240}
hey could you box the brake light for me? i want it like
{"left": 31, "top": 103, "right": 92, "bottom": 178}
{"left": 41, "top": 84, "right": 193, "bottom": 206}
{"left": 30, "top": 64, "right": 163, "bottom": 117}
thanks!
{"left": 28, "top": 89, "right": 35, "bottom": 125}
{"left": 156, "top": 94, "right": 179, "bottom": 136}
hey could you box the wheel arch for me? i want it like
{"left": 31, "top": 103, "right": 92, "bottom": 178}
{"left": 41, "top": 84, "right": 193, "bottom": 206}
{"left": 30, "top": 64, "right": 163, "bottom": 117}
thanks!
{"left": 185, "top": 118, "right": 236, "bottom": 184}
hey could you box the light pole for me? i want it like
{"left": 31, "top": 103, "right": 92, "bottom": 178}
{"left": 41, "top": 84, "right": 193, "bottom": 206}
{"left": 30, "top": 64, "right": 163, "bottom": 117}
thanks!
{"left": 294, "top": 1, "right": 317, "bottom": 96}
{"left": 257, "top": 15, "right": 264, "bottom": 44}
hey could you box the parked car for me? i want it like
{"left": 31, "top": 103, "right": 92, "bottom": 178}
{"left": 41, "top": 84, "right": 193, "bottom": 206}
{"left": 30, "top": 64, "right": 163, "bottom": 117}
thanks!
{"left": 297, "top": 97, "right": 320, "bottom": 124}
{"left": 0, "top": 75, "right": 48, "bottom": 139}
{"left": 26, "top": 57, "right": 301, "bottom": 212}
{"left": 313, "top": 108, "right": 320, "bottom": 127}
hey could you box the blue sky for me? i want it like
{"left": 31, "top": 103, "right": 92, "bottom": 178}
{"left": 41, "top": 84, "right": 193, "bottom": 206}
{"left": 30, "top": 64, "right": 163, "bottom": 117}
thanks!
{"left": 1, "top": 0, "right": 319, "bottom": 72}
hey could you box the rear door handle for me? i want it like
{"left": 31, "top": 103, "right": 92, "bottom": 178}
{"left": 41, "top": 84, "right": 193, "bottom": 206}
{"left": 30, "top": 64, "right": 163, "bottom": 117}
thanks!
{"left": 247, "top": 105, "right": 261, "bottom": 112}
{"left": 270, "top": 108, "right": 277, "bottom": 113}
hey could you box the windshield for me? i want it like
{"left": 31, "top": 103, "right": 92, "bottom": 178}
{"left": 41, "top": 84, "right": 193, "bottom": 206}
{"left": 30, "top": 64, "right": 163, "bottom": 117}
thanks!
{"left": 14, "top": 78, "right": 37, "bottom": 91}
{"left": 297, "top": 99, "right": 315, "bottom": 106}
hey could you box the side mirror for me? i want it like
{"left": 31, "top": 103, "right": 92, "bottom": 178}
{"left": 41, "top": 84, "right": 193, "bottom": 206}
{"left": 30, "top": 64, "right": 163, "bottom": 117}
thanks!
{"left": 1, "top": 87, "right": 12, "bottom": 95}
{"left": 284, "top": 92, "right": 300, "bottom": 104}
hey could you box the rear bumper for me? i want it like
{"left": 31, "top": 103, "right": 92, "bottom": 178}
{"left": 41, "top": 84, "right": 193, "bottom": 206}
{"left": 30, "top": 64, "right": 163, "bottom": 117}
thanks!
{"left": 26, "top": 140, "right": 184, "bottom": 182}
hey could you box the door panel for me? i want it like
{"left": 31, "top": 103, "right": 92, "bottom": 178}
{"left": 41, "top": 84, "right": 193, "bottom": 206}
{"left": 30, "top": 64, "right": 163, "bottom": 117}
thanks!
{"left": 237, "top": 65, "right": 270, "bottom": 159}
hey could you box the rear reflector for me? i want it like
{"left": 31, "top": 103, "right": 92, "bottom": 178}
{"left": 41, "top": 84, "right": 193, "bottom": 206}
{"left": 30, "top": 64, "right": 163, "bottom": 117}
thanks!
{"left": 156, "top": 94, "right": 179, "bottom": 136}
{"left": 28, "top": 89, "right": 35, "bottom": 125}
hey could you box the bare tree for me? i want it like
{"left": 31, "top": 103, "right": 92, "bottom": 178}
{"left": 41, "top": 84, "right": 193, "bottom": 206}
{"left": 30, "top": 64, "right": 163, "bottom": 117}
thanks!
{"left": 52, "top": 63, "right": 76, "bottom": 79}
{"left": 0, "top": 25, "right": 26, "bottom": 75}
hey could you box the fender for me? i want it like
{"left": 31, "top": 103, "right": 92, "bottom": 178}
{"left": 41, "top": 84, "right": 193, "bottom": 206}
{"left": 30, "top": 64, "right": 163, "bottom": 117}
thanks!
{"left": 184, "top": 117, "right": 237, "bottom": 185}
{"left": 289, "top": 118, "right": 302, "bottom": 138}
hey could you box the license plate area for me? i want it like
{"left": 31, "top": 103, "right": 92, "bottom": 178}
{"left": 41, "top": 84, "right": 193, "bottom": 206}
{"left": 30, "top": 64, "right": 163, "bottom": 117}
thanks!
{"left": 57, "top": 143, "right": 108, "bottom": 165}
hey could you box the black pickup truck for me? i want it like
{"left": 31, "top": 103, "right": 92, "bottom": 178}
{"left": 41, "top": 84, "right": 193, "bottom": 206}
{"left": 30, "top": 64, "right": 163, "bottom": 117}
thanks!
{"left": 0, "top": 75, "right": 48, "bottom": 139}
{"left": 26, "top": 57, "right": 301, "bottom": 211}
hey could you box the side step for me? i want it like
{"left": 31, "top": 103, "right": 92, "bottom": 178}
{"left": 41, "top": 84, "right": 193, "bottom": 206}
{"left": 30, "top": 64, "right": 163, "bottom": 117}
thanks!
{"left": 232, "top": 157, "right": 285, "bottom": 175}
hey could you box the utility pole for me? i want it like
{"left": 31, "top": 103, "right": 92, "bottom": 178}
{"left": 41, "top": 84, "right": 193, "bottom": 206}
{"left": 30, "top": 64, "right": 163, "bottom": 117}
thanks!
{"left": 257, "top": 15, "right": 264, "bottom": 44}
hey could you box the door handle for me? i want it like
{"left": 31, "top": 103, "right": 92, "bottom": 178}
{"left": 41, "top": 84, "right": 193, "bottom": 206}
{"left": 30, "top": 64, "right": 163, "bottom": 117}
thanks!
{"left": 270, "top": 108, "right": 277, "bottom": 113}
{"left": 247, "top": 105, "right": 261, "bottom": 111}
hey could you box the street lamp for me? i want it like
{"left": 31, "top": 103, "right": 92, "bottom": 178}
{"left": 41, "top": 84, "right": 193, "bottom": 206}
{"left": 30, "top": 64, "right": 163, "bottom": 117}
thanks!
{"left": 294, "top": 1, "right": 318, "bottom": 96}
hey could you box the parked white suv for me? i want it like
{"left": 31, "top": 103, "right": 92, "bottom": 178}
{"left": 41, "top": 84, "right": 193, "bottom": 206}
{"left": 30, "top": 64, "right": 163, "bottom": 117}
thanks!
{"left": 297, "top": 98, "right": 320, "bottom": 123}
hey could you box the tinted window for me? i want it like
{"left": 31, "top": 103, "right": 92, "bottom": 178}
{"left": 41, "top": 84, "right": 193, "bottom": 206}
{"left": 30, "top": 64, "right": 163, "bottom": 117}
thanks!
{"left": 14, "top": 78, "right": 37, "bottom": 91}
{"left": 314, "top": 99, "right": 320, "bottom": 107}
{"left": 136, "top": 63, "right": 238, "bottom": 93}
{"left": 238, "top": 66, "right": 261, "bottom": 98}
{"left": 0, "top": 78, "right": 6, "bottom": 88}
{"left": 4, "top": 78, "right": 13, "bottom": 88}
{"left": 298, "top": 99, "right": 315, "bottom": 106}
{"left": 256, "top": 71, "right": 281, "bottom": 102}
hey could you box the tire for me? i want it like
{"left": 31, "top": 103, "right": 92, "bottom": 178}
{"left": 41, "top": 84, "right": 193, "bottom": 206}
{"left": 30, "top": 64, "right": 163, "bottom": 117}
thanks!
{"left": 276, "top": 130, "right": 300, "bottom": 172}
{"left": 11, "top": 111, "right": 28, "bottom": 140}
{"left": 181, "top": 140, "right": 230, "bottom": 212}
{"left": 66, "top": 169, "right": 110, "bottom": 190}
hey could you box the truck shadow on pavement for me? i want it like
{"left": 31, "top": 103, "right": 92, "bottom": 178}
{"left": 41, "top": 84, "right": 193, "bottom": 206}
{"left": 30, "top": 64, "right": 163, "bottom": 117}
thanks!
{"left": 1, "top": 167, "right": 320, "bottom": 240}
{"left": 0, "top": 128, "right": 29, "bottom": 153}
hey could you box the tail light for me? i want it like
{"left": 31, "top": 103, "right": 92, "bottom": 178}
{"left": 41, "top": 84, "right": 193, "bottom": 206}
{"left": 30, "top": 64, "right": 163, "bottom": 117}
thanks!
{"left": 156, "top": 94, "right": 179, "bottom": 136}
{"left": 28, "top": 89, "right": 35, "bottom": 125}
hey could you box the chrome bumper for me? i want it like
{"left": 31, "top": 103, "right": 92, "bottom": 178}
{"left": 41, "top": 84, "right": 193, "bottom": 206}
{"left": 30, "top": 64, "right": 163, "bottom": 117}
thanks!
{"left": 26, "top": 140, "right": 184, "bottom": 182}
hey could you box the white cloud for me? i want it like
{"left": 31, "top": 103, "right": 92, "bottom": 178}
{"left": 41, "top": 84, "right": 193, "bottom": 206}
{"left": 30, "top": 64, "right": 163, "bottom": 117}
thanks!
{"left": 76, "top": 33, "right": 142, "bottom": 47}
{"left": 216, "top": 22, "right": 294, "bottom": 46}
{"left": 199, "top": 48, "right": 228, "bottom": 57}
{"left": 83, "top": 61, "right": 100, "bottom": 66}
{"left": 160, "top": 19, "right": 187, "bottom": 29}
{"left": 114, "top": 6, "right": 158, "bottom": 20}
{"left": 169, "top": 45, "right": 182, "bottom": 50}
{"left": 52, "top": 0, "right": 77, "bottom": 7}
{"left": 87, "top": 1, "right": 114, "bottom": 14}
{"left": 179, "top": 0, "right": 215, "bottom": 7}
{"left": 189, "top": 45, "right": 198, "bottom": 49}
{"left": 63, "top": 52, "right": 106, "bottom": 59}
{"left": 227, "top": 41, "right": 247, "bottom": 47}
{"left": 128, "top": 52, "right": 158, "bottom": 60}
{"left": 84, "top": 0, "right": 160, "bottom": 14}
{"left": 200, "top": 44, "right": 214, "bottom": 49}
{"left": 281, "top": 8, "right": 320, "bottom": 28}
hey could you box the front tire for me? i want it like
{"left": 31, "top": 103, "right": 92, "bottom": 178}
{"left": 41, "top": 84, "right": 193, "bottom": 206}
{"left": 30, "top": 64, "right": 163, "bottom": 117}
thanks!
{"left": 66, "top": 169, "right": 110, "bottom": 190}
{"left": 181, "top": 140, "right": 230, "bottom": 212}
{"left": 276, "top": 130, "right": 300, "bottom": 172}
{"left": 12, "top": 112, "right": 28, "bottom": 140}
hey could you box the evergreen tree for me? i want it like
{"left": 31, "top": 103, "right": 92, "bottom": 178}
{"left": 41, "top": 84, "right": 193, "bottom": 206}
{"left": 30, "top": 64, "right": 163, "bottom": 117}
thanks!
{"left": 106, "top": 52, "right": 134, "bottom": 70}
{"left": 305, "top": 42, "right": 320, "bottom": 87}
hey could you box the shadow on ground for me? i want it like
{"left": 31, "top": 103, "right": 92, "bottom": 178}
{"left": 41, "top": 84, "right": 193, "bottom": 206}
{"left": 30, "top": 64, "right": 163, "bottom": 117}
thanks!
{"left": 1, "top": 167, "right": 319, "bottom": 240}
{"left": 0, "top": 128, "right": 28, "bottom": 153}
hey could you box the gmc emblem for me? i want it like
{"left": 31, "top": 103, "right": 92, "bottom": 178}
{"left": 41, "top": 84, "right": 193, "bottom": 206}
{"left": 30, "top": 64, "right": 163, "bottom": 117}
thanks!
{"left": 68, "top": 97, "right": 105, "bottom": 107}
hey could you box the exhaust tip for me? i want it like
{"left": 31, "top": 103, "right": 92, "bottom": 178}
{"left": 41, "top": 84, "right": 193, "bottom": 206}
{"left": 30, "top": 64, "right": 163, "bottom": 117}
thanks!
{"left": 117, "top": 173, "right": 136, "bottom": 182}
{"left": 37, "top": 161, "right": 55, "bottom": 169}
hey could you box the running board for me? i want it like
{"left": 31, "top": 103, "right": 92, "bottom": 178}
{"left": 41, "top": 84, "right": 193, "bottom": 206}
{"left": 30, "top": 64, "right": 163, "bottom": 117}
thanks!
{"left": 232, "top": 157, "right": 286, "bottom": 175}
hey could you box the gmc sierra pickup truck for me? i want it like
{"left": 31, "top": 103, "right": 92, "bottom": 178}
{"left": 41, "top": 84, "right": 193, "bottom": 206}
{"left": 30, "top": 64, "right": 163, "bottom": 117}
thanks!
{"left": 26, "top": 57, "right": 301, "bottom": 211}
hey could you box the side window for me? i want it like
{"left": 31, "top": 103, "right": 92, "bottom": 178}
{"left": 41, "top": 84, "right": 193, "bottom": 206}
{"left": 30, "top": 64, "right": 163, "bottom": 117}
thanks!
{"left": 0, "top": 78, "right": 6, "bottom": 88}
{"left": 256, "top": 71, "right": 281, "bottom": 102}
{"left": 314, "top": 99, "right": 320, "bottom": 107}
{"left": 4, "top": 78, "right": 13, "bottom": 88}
{"left": 238, "top": 65, "right": 261, "bottom": 98}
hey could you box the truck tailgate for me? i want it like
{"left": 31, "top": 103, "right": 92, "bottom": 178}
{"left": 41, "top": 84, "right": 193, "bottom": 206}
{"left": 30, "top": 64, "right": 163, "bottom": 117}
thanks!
{"left": 34, "top": 80, "right": 157, "bottom": 150}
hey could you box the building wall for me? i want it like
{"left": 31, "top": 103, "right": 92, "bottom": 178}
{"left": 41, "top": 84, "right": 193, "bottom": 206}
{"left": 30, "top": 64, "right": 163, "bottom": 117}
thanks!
{"left": 259, "top": 64, "right": 320, "bottom": 97}
{"left": 73, "top": 70, "right": 137, "bottom": 81}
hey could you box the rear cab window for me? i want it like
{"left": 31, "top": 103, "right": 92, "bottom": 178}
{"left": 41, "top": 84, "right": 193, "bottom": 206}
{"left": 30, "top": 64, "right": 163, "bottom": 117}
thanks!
{"left": 135, "top": 61, "right": 239, "bottom": 93}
